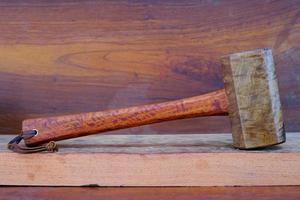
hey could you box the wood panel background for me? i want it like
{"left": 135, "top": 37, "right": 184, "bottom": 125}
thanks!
{"left": 0, "top": 0, "right": 299, "bottom": 135}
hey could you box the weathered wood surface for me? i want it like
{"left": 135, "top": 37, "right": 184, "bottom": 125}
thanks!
{"left": 23, "top": 89, "right": 227, "bottom": 146}
{"left": 1, "top": 186, "right": 300, "bottom": 200}
{"left": 0, "top": 133, "right": 299, "bottom": 186}
{"left": 3, "top": 133, "right": 300, "bottom": 154}
{"left": 0, "top": 0, "right": 300, "bottom": 135}
{"left": 221, "top": 49, "right": 285, "bottom": 149}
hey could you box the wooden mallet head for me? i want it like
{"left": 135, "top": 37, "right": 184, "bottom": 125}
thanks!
{"left": 15, "top": 48, "right": 285, "bottom": 153}
{"left": 221, "top": 48, "right": 285, "bottom": 149}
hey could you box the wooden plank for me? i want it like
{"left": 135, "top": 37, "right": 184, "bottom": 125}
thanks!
{"left": 0, "top": 0, "right": 300, "bottom": 135}
{"left": 1, "top": 186, "right": 300, "bottom": 200}
{"left": 0, "top": 133, "right": 299, "bottom": 186}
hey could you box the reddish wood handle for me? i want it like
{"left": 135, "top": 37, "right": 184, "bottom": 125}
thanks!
{"left": 23, "top": 89, "right": 228, "bottom": 146}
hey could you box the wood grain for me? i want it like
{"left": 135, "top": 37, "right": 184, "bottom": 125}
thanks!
{"left": 1, "top": 133, "right": 299, "bottom": 186}
{"left": 1, "top": 187, "right": 300, "bottom": 200}
{"left": 221, "top": 49, "right": 285, "bottom": 149}
{"left": 0, "top": 0, "right": 300, "bottom": 134}
{"left": 23, "top": 89, "right": 227, "bottom": 146}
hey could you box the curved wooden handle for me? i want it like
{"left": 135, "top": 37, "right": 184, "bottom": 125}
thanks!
{"left": 23, "top": 89, "right": 228, "bottom": 146}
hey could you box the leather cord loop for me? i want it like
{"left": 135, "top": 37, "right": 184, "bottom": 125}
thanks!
{"left": 7, "top": 130, "right": 58, "bottom": 153}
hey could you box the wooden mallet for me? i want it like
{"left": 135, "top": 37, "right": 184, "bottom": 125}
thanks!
{"left": 13, "top": 48, "right": 285, "bottom": 152}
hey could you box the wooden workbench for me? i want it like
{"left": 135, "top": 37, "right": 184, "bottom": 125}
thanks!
{"left": 1, "top": 133, "right": 299, "bottom": 186}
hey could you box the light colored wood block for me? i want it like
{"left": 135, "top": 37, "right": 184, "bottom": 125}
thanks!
{"left": 0, "top": 133, "right": 299, "bottom": 186}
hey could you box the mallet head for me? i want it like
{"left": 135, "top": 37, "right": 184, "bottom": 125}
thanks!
{"left": 221, "top": 48, "right": 285, "bottom": 149}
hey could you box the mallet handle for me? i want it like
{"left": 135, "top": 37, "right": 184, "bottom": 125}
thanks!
{"left": 23, "top": 89, "right": 228, "bottom": 146}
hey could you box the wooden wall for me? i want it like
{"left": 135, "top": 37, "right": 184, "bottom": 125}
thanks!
{"left": 0, "top": 0, "right": 299, "bottom": 135}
